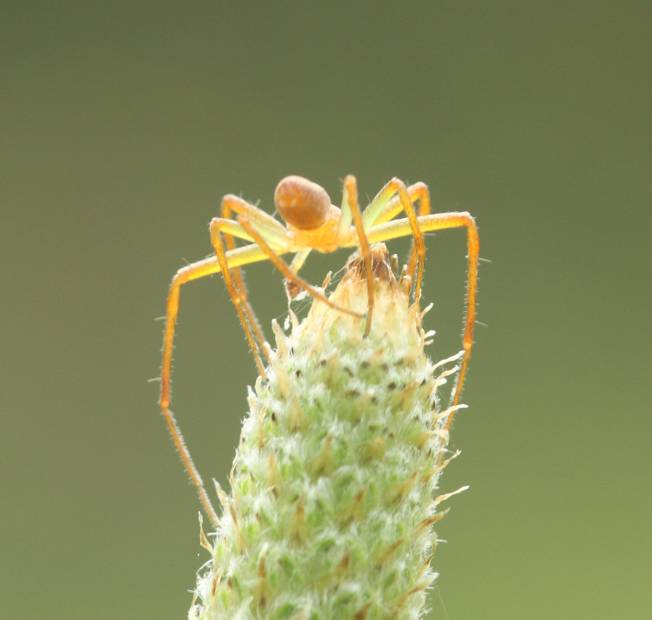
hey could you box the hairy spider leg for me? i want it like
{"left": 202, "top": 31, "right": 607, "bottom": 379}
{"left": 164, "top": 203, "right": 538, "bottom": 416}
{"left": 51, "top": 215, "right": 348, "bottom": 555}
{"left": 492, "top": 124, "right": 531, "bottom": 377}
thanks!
{"left": 160, "top": 405, "right": 219, "bottom": 527}
{"left": 343, "top": 175, "right": 375, "bottom": 336}
{"left": 237, "top": 216, "right": 364, "bottom": 319}
{"left": 368, "top": 182, "right": 432, "bottom": 298}
{"left": 160, "top": 244, "right": 276, "bottom": 526}
{"left": 220, "top": 221, "right": 268, "bottom": 366}
{"left": 362, "top": 178, "right": 427, "bottom": 302}
{"left": 209, "top": 218, "right": 286, "bottom": 377}
{"left": 221, "top": 195, "right": 290, "bottom": 361}
{"left": 367, "top": 212, "right": 479, "bottom": 430}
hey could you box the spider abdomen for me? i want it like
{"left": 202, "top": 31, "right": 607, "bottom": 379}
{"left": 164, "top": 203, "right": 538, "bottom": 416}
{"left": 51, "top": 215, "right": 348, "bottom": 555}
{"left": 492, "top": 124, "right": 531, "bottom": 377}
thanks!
{"left": 274, "top": 175, "right": 332, "bottom": 231}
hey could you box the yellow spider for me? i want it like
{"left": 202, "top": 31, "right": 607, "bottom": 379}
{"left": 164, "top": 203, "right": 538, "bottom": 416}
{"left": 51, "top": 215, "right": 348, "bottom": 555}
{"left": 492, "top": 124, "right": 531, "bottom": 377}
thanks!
{"left": 159, "top": 175, "right": 479, "bottom": 526}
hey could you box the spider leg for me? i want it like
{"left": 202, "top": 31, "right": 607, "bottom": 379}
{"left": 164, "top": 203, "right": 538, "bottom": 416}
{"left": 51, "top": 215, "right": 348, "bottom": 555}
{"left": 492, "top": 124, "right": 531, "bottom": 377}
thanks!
{"left": 337, "top": 177, "right": 353, "bottom": 237}
{"left": 221, "top": 194, "right": 288, "bottom": 244}
{"left": 368, "top": 212, "right": 479, "bottom": 429}
{"left": 364, "top": 182, "right": 431, "bottom": 290}
{"left": 221, "top": 196, "right": 289, "bottom": 365}
{"left": 210, "top": 218, "right": 290, "bottom": 377}
{"left": 289, "top": 248, "right": 311, "bottom": 273}
{"left": 284, "top": 249, "right": 312, "bottom": 300}
{"left": 362, "top": 178, "right": 426, "bottom": 302}
{"left": 238, "top": 217, "right": 365, "bottom": 319}
{"left": 365, "top": 182, "right": 430, "bottom": 228}
{"left": 344, "top": 175, "right": 375, "bottom": 336}
{"left": 159, "top": 243, "right": 275, "bottom": 526}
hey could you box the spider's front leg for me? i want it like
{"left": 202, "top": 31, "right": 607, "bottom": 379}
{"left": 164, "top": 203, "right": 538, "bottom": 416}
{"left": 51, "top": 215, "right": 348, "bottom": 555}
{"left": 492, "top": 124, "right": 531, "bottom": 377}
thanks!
{"left": 160, "top": 244, "right": 271, "bottom": 526}
{"left": 363, "top": 178, "right": 429, "bottom": 302}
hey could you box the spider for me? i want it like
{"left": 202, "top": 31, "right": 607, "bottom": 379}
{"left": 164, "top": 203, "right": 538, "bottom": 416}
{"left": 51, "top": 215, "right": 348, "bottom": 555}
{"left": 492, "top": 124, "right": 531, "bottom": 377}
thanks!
{"left": 159, "top": 174, "right": 479, "bottom": 526}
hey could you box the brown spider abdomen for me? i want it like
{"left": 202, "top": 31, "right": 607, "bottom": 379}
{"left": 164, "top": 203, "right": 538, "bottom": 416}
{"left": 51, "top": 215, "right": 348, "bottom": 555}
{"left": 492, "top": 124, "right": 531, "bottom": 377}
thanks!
{"left": 274, "top": 175, "right": 331, "bottom": 230}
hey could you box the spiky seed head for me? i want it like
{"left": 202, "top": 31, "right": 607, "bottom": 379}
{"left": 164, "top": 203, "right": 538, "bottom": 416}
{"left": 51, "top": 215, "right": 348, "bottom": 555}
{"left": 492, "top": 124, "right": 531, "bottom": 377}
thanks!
{"left": 190, "top": 243, "right": 463, "bottom": 620}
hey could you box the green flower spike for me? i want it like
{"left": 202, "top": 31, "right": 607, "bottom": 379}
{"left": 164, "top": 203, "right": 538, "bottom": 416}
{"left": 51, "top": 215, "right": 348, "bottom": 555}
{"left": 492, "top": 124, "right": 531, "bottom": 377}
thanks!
{"left": 190, "top": 244, "right": 467, "bottom": 620}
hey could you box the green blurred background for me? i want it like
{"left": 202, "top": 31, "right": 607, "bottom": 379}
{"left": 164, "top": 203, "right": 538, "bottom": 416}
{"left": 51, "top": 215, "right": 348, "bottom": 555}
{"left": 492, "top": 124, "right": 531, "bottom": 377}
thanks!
{"left": 2, "top": 1, "right": 650, "bottom": 618}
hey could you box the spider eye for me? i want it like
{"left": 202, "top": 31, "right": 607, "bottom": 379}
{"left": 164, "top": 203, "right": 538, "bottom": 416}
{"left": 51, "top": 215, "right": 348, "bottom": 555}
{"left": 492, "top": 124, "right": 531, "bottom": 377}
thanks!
{"left": 274, "top": 175, "right": 331, "bottom": 230}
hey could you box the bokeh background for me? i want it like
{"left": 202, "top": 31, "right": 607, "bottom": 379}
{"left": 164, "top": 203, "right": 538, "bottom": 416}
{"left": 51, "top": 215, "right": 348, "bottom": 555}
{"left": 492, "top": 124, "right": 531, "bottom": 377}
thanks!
{"left": 2, "top": 2, "right": 650, "bottom": 618}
